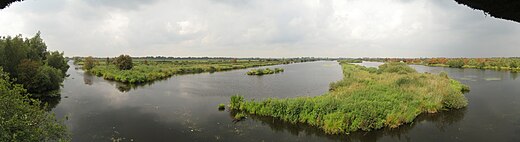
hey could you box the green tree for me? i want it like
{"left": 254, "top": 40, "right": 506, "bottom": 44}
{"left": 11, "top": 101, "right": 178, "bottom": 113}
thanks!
{"left": 0, "top": 33, "right": 68, "bottom": 94}
{"left": 83, "top": 56, "right": 95, "bottom": 71}
{"left": 2, "top": 36, "right": 28, "bottom": 76}
{"left": 46, "top": 51, "right": 69, "bottom": 74}
{"left": 16, "top": 60, "right": 64, "bottom": 94}
{"left": 114, "top": 54, "right": 133, "bottom": 70}
{"left": 0, "top": 68, "right": 70, "bottom": 141}
{"left": 26, "top": 31, "right": 47, "bottom": 62}
{"left": 16, "top": 59, "right": 40, "bottom": 92}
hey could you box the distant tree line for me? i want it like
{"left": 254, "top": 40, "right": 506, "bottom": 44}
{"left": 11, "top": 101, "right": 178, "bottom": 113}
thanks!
{"left": 0, "top": 32, "right": 69, "bottom": 95}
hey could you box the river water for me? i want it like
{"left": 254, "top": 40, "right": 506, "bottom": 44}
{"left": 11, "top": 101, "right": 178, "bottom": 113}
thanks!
{"left": 51, "top": 61, "right": 520, "bottom": 141}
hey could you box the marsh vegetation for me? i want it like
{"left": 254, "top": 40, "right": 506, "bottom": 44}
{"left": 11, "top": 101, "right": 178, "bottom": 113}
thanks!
{"left": 363, "top": 58, "right": 520, "bottom": 72}
{"left": 229, "top": 61, "right": 468, "bottom": 134}
{"left": 246, "top": 68, "right": 284, "bottom": 75}
{"left": 76, "top": 57, "right": 312, "bottom": 83}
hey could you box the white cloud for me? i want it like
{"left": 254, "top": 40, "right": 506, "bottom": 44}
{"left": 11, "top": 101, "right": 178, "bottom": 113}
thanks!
{"left": 0, "top": 0, "right": 519, "bottom": 57}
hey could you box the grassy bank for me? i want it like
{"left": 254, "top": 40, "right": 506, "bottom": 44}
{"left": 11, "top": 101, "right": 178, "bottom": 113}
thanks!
{"left": 229, "top": 62, "right": 468, "bottom": 134}
{"left": 77, "top": 59, "right": 307, "bottom": 84}
{"left": 364, "top": 57, "right": 520, "bottom": 72}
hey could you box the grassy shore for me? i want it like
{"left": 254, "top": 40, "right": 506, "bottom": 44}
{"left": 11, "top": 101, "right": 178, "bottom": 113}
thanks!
{"left": 364, "top": 58, "right": 520, "bottom": 72}
{"left": 229, "top": 62, "right": 468, "bottom": 134}
{"left": 77, "top": 59, "right": 306, "bottom": 84}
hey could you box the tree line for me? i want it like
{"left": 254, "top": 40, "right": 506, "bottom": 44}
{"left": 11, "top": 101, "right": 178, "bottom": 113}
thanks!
{"left": 0, "top": 32, "right": 69, "bottom": 95}
{"left": 0, "top": 32, "right": 70, "bottom": 141}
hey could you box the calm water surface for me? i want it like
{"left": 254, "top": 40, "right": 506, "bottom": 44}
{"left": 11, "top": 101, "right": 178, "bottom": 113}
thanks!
{"left": 52, "top": 61, "right": 520, "bottom": 142}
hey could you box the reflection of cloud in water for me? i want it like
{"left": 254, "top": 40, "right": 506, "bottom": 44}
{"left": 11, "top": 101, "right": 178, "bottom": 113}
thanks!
{"left": 484, "top": 77, "right": 501, "bottom": 81}
{"left": 72, "top": 106, "right": 193, "bottom": 141}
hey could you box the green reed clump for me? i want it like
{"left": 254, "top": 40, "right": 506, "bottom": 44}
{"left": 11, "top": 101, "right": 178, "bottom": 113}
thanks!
{"left": 218, "top": 103, "right": 226, "bottom": 110}
{"left": 230, "top": 62, "right": 468, "bottom": 134}
{"left": 246, "top": 68, "right": 284, "bottom": 75}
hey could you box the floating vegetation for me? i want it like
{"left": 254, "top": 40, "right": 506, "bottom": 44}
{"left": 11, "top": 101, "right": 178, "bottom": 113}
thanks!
{"left": 246, "top": 68, "right": 284, "bottom": 75}
{"left": 218, "top": 104, "right": 226, "bottom": 110}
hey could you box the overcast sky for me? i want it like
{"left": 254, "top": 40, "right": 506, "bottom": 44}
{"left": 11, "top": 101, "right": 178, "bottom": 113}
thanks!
{"left": 1, "top": 0, "right": 519, "bottom": 58}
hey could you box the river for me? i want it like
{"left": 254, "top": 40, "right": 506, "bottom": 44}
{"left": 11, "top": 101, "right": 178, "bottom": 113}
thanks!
{"left": 51, "top": 61, "right": 520, "bottom": 141}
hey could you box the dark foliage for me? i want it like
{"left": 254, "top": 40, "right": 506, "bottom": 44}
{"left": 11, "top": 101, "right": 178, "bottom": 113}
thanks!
{"left": 114, "top": 54, "right": 133, "bottom": 70}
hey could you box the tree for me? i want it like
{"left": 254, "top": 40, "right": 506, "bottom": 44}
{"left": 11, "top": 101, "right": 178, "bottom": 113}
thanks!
{"left": 0, "top": 33, "right": 68, "bottom": 95}
{"left": 0, "top": 68, "right": 70, "bottom": 141}
{"left": 16, "top": 60, "right": 64, "bottom": 94}
{"left": 46, "top": 51, "right": 69, "bottom": 75}
{"left": 16, "top": 59, "right": 40, "bottom": 91}
{"left": 26, "top": 31, "right": 47, "bottom": 62}
{"left": 83, "top": 56, "right": 95, "bottom": 71}
{"left": 114, "top": 54, "right": 133, "bottom": 70}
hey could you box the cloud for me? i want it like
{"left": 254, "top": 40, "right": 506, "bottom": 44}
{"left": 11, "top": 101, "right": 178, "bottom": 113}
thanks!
{"left": 0, "top": 0, "right": 519, "bottom": 57}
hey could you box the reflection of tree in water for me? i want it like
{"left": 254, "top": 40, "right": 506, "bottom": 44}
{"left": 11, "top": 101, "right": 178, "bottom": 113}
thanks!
{"left": 37, "top": 95, "right": 62, "bottom": 111}
{"left": 511, "top": 72, "right": 519, "bottom": 80}
{"left": 233, "top": 108, "right": 466, "bottom": 142}
{"left": 83, "top": 72, "right": 94, "bottom": 85}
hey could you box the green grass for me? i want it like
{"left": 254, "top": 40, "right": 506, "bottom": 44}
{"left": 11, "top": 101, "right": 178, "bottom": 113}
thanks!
{"left": 81, "top": 60, "right": 294, "bottom": 83}
{"left": 218, "top": 103, "right": 226, "bottom": 110}
{"left": 234, "top": 112, "right": 247, "bottom": 120}
{"left": 246, "top": 68, "right": 284, "bottom": 75}
{"left": 229, "top": 62, "right": 468, "bottom": 134}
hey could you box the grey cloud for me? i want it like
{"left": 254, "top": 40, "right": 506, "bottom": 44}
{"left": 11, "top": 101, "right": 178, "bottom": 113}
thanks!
{"left": 0, "top": 0, "right": 519, "bottom": 57}
{"left": 84, "top": 0, "right": 159, "bottom": 10}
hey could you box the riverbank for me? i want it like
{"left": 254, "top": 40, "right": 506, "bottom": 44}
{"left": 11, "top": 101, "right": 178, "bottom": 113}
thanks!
{"left": 229, "top": 62, "right": 468, "bottom": 134}
{"left": 77, "top": 59, "right": 314, "bottom": 84}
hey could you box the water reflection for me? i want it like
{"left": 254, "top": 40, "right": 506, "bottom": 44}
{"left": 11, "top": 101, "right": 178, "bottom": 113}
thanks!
{"left": 54, "top": 61, "right": 520, "bottom": 141}
{"left": 39, "top": 96, "right": 61, "bottom": 111}
{"left": 238, "top": 108, "right": 467, "bottom": 142}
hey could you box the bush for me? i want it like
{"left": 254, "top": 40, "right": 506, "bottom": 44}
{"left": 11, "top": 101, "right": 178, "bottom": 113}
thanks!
{"left": 0, "top": 68, "right": 70, "bottom": 141}
{"left": 16, "top": 60, "right": 64, "bottom": 94}
{"left": 378, "top": 62, "right": 416, "bottom": 74}
{"left": 46, "top": 51, "right": 69, "bottom": 74}
{"left": 114, "top": 55, "right": 133, "bottom": 70}
{"left": 83, "top": 56, "right": 95, "bottom": 71}
{"left": 446, "top": 59, "right": 464, "bottom": 68}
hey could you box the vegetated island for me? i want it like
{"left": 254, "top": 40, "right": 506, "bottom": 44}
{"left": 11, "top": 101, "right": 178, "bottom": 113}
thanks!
{"left": 229, "top": 61, "right": 469, "bottom": 134}
{"left": 76, "top": 56, "right": 316, "bottom": 84}
{"left": 246, "top": 68, "right": 284, "bottom": 75}
{"left": 360, "top": 57, "right": 520, "bottom": 72}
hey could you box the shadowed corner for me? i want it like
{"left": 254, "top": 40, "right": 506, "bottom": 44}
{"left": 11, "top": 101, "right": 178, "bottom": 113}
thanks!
{"left": 0, "top": 0, "right": 24, "bottom": 9}
{"left": 454, "top": 0, "right": 520, "bottom": 23}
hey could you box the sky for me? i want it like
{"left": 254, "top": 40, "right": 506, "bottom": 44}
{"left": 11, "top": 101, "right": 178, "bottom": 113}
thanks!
{"left": 0, "top": 0, "right": 519, "bottom": 58}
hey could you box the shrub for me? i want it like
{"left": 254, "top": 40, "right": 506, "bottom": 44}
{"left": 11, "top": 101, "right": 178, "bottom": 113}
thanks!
{"left": 0, "top": 68, "right": 70, "bottom": 141}
{"left": 378, "top": 62, "right": 416, "bottom": 74}
{"left": 83, "top": 56, "right": 95, "bottom": 71}
{"left": 446, "top": 59, "right": 464, "bottom": 68}
{"left": 114, "top": 54, "right": 133, "bottom": 70}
